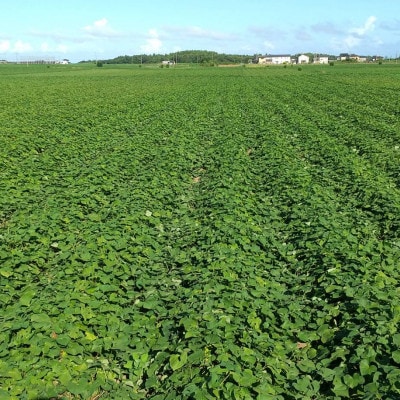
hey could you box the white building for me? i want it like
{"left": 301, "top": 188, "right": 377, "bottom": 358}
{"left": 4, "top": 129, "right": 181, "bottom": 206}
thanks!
{"left": 297, "top": 54, "right": 310, "bottom": 64}
{"left": 314, "top": 55, "right": 329, "bottom": 64}
{"left": 258, "top": 54, "right": 291, "bottom": 64}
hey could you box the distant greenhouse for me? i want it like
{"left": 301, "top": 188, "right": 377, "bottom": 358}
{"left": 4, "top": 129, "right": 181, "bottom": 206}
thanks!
{"left": 13, "top": 57, "right": 70, "bottom": 65}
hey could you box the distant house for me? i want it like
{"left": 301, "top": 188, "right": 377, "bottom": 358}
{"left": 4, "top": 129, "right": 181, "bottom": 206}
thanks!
{"left": 337, "top": 53, "right": 371, "bottom": 63}
{"left": 297, "top": 54, "right": 310, "bottom": 64}
{"left": 161, "top": 60, "right": 175, "bottom": 66}
{"left": 349, "top": 54, "right": 361, "bottom": 61}
{"left": 258, "top": 54, "right": 291, "bottom": 64}
{"left": 255, "top": 50, "right": 378, "bottom": 65}
{"left": 257, "top": 56, "right": 270, "bottom": 64}
{"left": 314, "top": 55, "right": 329, "bottom": 64}
{"left": 60, "top": 59, "right": 70, "bottom": 65}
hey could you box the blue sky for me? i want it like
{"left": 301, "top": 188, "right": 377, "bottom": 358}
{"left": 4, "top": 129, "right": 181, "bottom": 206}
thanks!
{"left": 1, "top": 0, "right": 400, "bottom": 62}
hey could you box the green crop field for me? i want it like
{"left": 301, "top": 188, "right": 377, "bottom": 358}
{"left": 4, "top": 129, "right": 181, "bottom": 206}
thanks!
{"left": 1, "top": 62, "right": 400, "bottom": 399}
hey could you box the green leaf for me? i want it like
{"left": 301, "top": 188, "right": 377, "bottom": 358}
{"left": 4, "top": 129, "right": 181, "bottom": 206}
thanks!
{"left": 307, "top": 347, "right": 317, "bottom": 359}
{"left": 85, "top": 331, "right": 97, "bottom": 341}
{"left": 364, "top": 382, "right": 379, "bottom": 393}
{"left": 319, "top": 367, "right": 335, "bottom": 381}
{"left": 170, "top": 351, "right": 188, "bottom": 371}
{"left": 30, "top": 313, "right": 52, "bottom": 328}
{"left": 19, "top": 289, "right": 36, "bottom": 306}
{"left": 317, "top": 324, "right": 334, "bottom": 343}
{"left": 393, "top": 334, "right": 400, "bottom": 347}
{"left": 0, "top": 389, "right": 11, "bottom": 399}
{"left": 297, "top": 331, "right": 319, "bottom": 342}
{"left": 247, "top": 312, "right": 262, "bottom": 332}
{"left": 332, "top": 376, "right": 349, "bottom": 397}
{"left": 66, "top": 342, "right": 84, "bottom": 356}
{"left": 392, "top": 350, "right": 400, "bottom": 364}
{"left": 78, "top": 250, "right": 92, "bottom": 262}
{"left": 56, "top": 335, "right": 71, "bottom": 346}
{"left": 67, "top": 380, "right": 91, "bottom": 396}
{"left": 297, "top": 358, "right": 315, "bottom": 373}
{"left": 0, "top": 269, "right": 13, "bottom": 278}
{"left": 231, "top": 369, "right": 258, "bottom": 387}
{"left": 293, "top": 376, "right": 311, "bottom": 392}
{"left": 59, "top": 369, "right": 73, "bottom": 386}
{"left": 360, "top": 359, "right": 372, "bottom": 376}
{"left": 343, "top": 374, "right": 357, "bottom": 389}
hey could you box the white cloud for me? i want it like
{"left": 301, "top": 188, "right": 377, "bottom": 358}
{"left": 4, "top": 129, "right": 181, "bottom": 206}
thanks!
{"left": 343, "top": 35, "right": 361, "bottom": 48}
{"left": 84, "top": 18, "right": 118, "bottom": 38}
{"left": 140, "top": 29, "right": 162, "bottom": 53}
{"left": 0, "top": 40, "right": 10, "bottom": 52}
{"left": 13, "top": 40, "right": 32, "bottom": 53}
{"left": 350, "top": 16, "right": 376, "bottom": 36}
{"left": 334, "top": 16, "right": 378, "bottom": 51}
{"left": 38, "top": 41, "right": 68, "bottom": 54}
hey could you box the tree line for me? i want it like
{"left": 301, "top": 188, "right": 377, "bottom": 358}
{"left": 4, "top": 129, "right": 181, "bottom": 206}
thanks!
{"left": 80, "top": 50, "right": 253, "bottom": 65}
